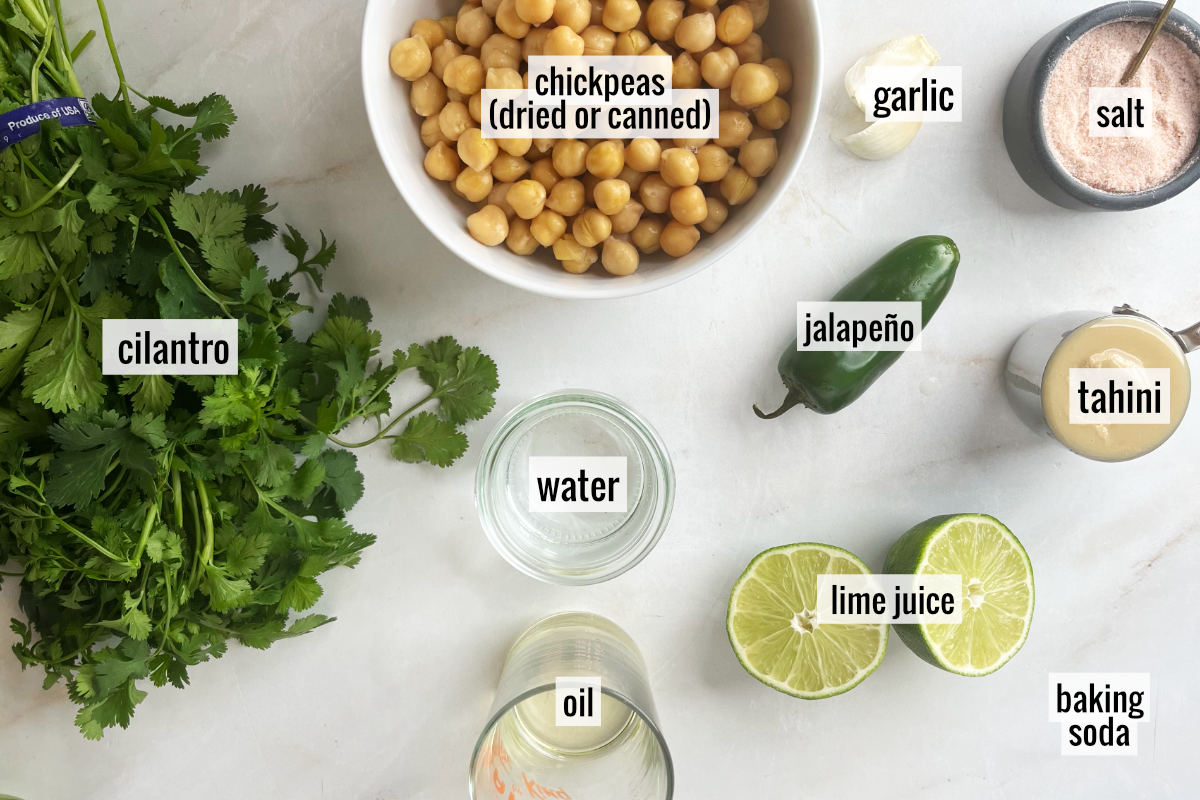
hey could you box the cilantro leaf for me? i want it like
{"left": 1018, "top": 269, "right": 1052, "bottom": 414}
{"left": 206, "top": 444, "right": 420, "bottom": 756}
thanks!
{"left": 389, "top": 411, "right": 469, "bottom": 467}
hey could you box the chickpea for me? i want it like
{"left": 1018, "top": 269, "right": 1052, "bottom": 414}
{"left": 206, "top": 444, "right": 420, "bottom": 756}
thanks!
{"left": 674, "top": 136, "right": 707, "bottom": 152}
{"left": 507, "top": 179, "right": 548, "bottom": 220}
{"left": 431, "top": 41, "right": 463, "bottom": 80}
{"left": 715, "top": 110, "right": 752, "bottom": 147}
{"left": 523, "top": 27, "right": 551, "bottom": 59}
{"left": 660, "top": 220, "right": 700, "bottom": 257}
{"left": 594, "top": 179, "right": 631, "bottom": 215}
{"left": 639, "top": 174, "right": 672, "bottom": 213}
{"left": 738, "top": 0, "right": 770, "bottom": 29}
{"left": 754, "top": 96, "right": 790, "bottom": 130}
{"left": 410, "top": 73, "right": 447, "bottom": 117}
{"left": 589, "top": 0, "right": 605, "bottom": 25}
{"left": 720, "top": 166, "right": 758, "bottom": 205}
{"left": 582, "top": 25, "right": 616, "bottom": 55}
{"left": 553, "top": 0, "right": 591, "bottom": 32}
{"left": 625, "top": 138, "right": 662, "bottom": 172}
{"left": 497, "top": 137, "right": 532, "bottom": 158}
{"left": 602, "top": 237, "right": 641, "bottom": 275}
{"left": 646, "top": 0, "right": 683, "bottom": 42}
{"left": 673, "top": 53, "right": 702, "bottom": 89}
{"left": 420, "top": 115, "right": 448, "bottom": 148}
{"left": 458, "top": 128, "right": 500, "bottom": 172}
{"left": 486, "top": 67, "right": 524, "bottom": 91}
{"left": 481, "top": 34, "right": 521, "bottom": 70}
{"left": 547, "top": 178, "right": 586, "bottom": 215}
{"left": 496, "top": 0, "right": 532, "bottom": 38}
{"left": 675, "top": 12, "right": 716, "bottom": 53}
{"left": 545, "top": 24, "right": 586, "bottom": 55}
{"left": 573, "top": 208, "right": 613, "bottom": 247}
{"left": 700, "top": 47, "right": 739, "bottom": 89}
{"left": 390, "top": 37, "right": 432, "bottom": 81}
{"left": 631, "top": 216, "right": 665, "bottom": 253}
{"left": 692, "top": 0, "right": 719, "bottom": 8}
{"left": 531, "top": 209, "right": 568, "bottom": 246}
{"left": 603, "top": 0, "right": 642, "bottom": 32}
{"left": 438, "top": 15, "right": 457, "bottom": 42}
{"left": 748, "top": 124, "right": 773, "bottom": 140}
{"left": 424, "top": 142, "right": 461, "bottom": 181}
{"left": 554, "top": 235, "right": 598, "bottom": 273}
{"left": 492, "top": 152, "right": 531, "bottom": 182}
{"left": 669, "top": 185, "right": 708, "bottom": 225}
{"left": 716, "top": 5, "right": 754, "bottom": 45}
{"left": 444, "top": 54, "right": 485, "bottom": 94}
{"left": 731, "top": 32, "right": 763, "bottom": 64}
{"left": 469, "top": 92, "right": 485, "bottom": 123}
{"left": 764, "top": 57, "right": 793, "bottom": 94}
{"left": 642, "top": 42, "right": 671, "bottom": 59}
{"left": 618, "top": 165, "right": 647, "bottom": 192}
{"left": 411, "top": 18, "right": 446, "bottom": 50}
{"left": 487, "top": 183, "right": 516, "bottom": 216}
{"left": 530, "top": 158, "right": 561, "bottom": 190}
{"left": 438, "top": 101, "right": 472, "bottom": 142}
{"left": 614, "top": 30, "right": 651, "bottom": 55}
{"left": 659, "top": 147, "right": 700, "bottom": 187}
{"left": 610, "top": 199, "right": 645, "bottom": 234}
{"left": 515, "top": 0, "right": 555, "bottom": 25}
{"left": 696, "top": 143, "right": 732, "bottom": 182}
{"left": 467, "top": 204, "right": 510, "bottom": 246}
{"left": 552, "top": 139, "right": 589, "bottom": 177}
{"left": 455, "top": 167, "right": 494, "bottom": 202}
{"left": 738, "top": 137, "right": 777, "bottom": 177}
{"left": 482, "top": 0, "right": 503, "bottom": 15}
{"left": 586, "top": 141, "right": 625, "bottom": 179}
{"left": 456, "top": 7, "right": 494, "bottom": 48}
{"left": 731, "top": 63, "right": 778, "bottom": 108}
{"left": 699, "top": 196, "right": 728, "bottom": 234}
{"left": 506, "top": 218, "right": 539, "bottom": 255}
{"left": 531, "top": 137, "right": 555, "bottom": 156}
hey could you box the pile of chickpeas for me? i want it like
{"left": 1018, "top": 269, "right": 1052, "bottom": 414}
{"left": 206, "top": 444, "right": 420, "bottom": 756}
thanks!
{"left": 389, "top": 0, "right": 792, "bottom": 277}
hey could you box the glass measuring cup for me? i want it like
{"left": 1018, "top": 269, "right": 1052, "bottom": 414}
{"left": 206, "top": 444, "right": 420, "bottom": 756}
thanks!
{"left": 1005, "top": 305, "right": 1197, "bottom": 461}
{"left": 469, "top": 612, "right": 673, "bottom": 800}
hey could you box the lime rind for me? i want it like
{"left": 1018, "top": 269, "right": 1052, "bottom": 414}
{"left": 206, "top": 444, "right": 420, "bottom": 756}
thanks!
{"left": 896, "top": 514, "right": 1034, "bottom": 677}
{"left": 727, "top": 543, "right": 889, "bottom": 699}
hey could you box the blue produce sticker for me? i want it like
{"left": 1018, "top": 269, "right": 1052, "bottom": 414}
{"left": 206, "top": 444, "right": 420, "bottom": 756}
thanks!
{"left": 0, "top": 97, "right": 95, "bottom": 151}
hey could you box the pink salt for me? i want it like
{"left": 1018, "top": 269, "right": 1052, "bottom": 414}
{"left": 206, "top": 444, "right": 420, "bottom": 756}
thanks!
{"left": 1042, "top": 21, "right": 1200, "bottom": 193}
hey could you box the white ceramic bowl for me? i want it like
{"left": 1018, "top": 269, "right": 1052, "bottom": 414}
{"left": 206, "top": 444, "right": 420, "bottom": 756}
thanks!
{"left": 362, "top": 0, "right": 822, "bottom": 300}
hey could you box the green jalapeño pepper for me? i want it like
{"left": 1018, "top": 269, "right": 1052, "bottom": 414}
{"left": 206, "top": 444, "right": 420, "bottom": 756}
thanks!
{"left": 755, "top": 235, "right": 961, "bottom": 418}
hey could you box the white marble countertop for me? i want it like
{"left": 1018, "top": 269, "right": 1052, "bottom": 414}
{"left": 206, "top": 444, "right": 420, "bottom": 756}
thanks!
{"left": 2, "top": 1, "right": 1199, "bottom": 798}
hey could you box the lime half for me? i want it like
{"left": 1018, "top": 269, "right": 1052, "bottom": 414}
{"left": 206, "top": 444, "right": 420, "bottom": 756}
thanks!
{"left": 727, "top": 543, "right": 888, "bottom": 699}
{"left": 884, "top": 514, "right": 1034, "bottom": 676}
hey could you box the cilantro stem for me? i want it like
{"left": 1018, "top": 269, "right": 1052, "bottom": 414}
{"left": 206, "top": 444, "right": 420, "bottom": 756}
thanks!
{"left": 0, "top": 155, "right": 82, "bottom": 218}
{"left": 323, "top": 391, "right": 436, "bottom": 449}
{"left": 94, "top": 0, "right": 131, "bottom": 114}
{"left": 51, "top": 0, "right": 85, "bottom": 97}
{"left": 148, "top": 207, "right": 234, "bottom": 318}
{"left": 15, "top": 0, "right": 49, "bottom": 36}
{"left": 130, "top": 503, "right": 157, "bottom": 568}
{"left": 69, "top": 29, "right": 95, "bottom": 63}
{"left": 28, "top": 15, "right": 55, "bottom": 101}
{"left": 195, "top": 478, "right": 214, "bottom": 566}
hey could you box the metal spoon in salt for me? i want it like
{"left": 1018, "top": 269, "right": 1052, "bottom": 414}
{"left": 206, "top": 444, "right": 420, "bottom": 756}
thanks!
{"left": 1121, "top": 0, "right": 1177, "bottom": 83}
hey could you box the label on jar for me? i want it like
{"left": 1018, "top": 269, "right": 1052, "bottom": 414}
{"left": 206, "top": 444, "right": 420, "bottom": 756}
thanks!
{"left": 1049, "top": 673, "right": 1150, "bottom": 756}
{"left": 102, "top": 319, "right": 238, "bottom": 375}
{"left": 527, "top": 456, "right": 628, "bottom": 513}
{"left": 1089, "top": 87, "right": 1153, "bottom": 138}
{"left": 864, "top": 66, "right": 962, "bottom": 122}
{"left": 1068, "top": 368, "right": 1171, "bottom": 424}
{"left": 796, "top": 301, "right": 923, "bottom": 351}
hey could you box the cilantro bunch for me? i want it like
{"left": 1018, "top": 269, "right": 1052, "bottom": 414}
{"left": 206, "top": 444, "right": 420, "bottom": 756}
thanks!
{"left": 0, "top": 0, "right": 498, "bottom": 737}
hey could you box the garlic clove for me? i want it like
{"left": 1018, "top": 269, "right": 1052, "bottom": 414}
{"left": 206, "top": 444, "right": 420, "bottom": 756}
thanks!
{"left": 838, "top": 120, "right": 925, "bottom": 161}
{"left": 844, "top": 34, "right": 941, "bottom": 113}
